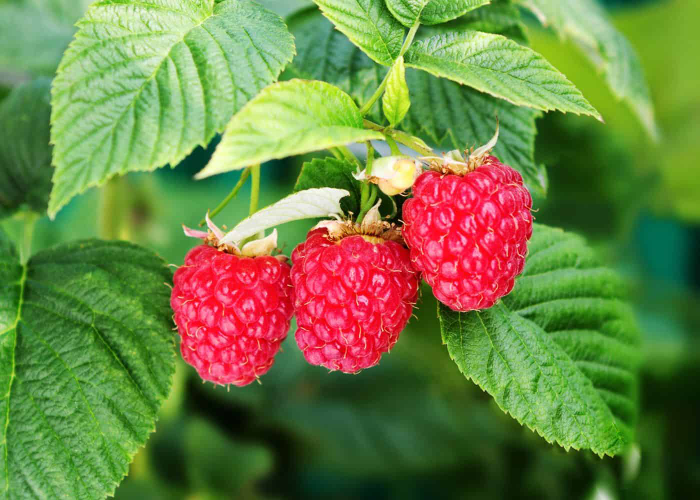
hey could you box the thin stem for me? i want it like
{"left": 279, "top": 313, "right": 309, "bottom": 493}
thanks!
{"left": 356, "top": 185, "right": 378, "bottom": 224}
{"left": 359, "top": 21, "right": 420, "bottom": 117}
{"left": 337, "top": 145, "right": 361, "bottom": 167}
{"left": 99, "top": 176, "right": 124, "bottom": 240}
{"left": 365, "top": 141, "right": 375, "bottom": 176}
{"left": 364, "top": 119, "right": 434, "bottom": 156}
{"left": 199, "top": 168, "right": 251, "bottom": 226}
{"left": 330, "top": 148, "right": 344, "bottom": 161}
{"left": 386, "top": 136, "right": 402, "bottom": 156}
{"left": 19, "top": 212, "right": 38, "bottom": 264}
{"left": 249, "top": 164, "right": 261, "bottom": 216}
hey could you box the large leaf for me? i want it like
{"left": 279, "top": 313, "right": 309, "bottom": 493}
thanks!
{"left": 438, "top": 224, "right": 640, "bottom": 456}
{"left": 386, "top": 0, "right": 490, "bottom": 27}
{"left": 0, "top": 78, "right": 54, "bottom": 219}
{"left": 312, "top": 0, "right": 405, "bottom": 66}
{"left": 49, "top": 0, "right": 295, "bottom": 218}
{"left": 405, "top": 31, "right": 601, "bottom": 118}
{"left": 502, "top": 224, "right": 641, "bottom": 440}
{"left": 196, "top": 80, "right": 384, "bottom": 179}
{"left": 0, "top": 233, "right": 175, "bottom": 498}
{"left": 403, "top": 69, "right": 546, "bottom": 196}
{"left": 520, "top": 0, "right": 657, "bottom": 139}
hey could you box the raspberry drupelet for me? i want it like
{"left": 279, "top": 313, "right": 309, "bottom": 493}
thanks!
{"left": 403, "top": 154, "right": 533, "bottom": 312}
{"left": 171, "top": 224, "right": 294, "bottom": 386}
{"left": 291, "top": 215, "right": 419, "bottom": 373}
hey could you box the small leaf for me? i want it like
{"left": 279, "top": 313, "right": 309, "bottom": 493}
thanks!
{"left": 402, "top": 69, "right": 546, "bottom": 196}
{"left": 49, "top": 0, "right": 295, "bottom": 217}
{"left": 0, "top": 232, "right": 175, "bottom": 498}
{"left": 221, "top": 188, "right": 350, "bottom": 245}
{"left": 382, "top": 56, "right": 411, "bottom": 126}
{"left": 405, "top": 31, "right": 602, "bottom": 118}
{"left": 294, "top": 158, "right": 363, "bottom": 215}
{"left": 520, "top": 0, "right": 657, "bottom": 139}
{"left": 386, "top": 0, "right": 490, "bottom": 27}
{"left": 438, "top": 224, "right": 641, "bottom": 456}
{"left": 312, "top": 0, "right": 405, "bottom": 66}
{"left": 197, "top": 80, "right": 384, "bottom": 179}
{"left": 0, "top": 78, "right": 54, "bottom": 219}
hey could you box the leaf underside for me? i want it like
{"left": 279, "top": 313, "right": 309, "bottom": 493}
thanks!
{"left": 49, "top": 0, "right": 295, "bottom": 217}
{"left": 0, "top": 234, "right": 175, "bottom": 499}
{"left": 438, "top": 224, "right": 640, "bottom": 456}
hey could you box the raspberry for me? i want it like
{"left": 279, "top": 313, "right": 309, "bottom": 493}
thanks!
{"left": 291, "top": 225, "right": 419, "bottom": 373}
{"left": 402, "top": 156, "right": 533, "bottom": 311}
{"left": 171, "top": 244, "right": 294, "bottom": 386}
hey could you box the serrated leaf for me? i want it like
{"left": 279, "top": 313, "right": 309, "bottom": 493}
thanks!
{"left": 197, "top": 80, "right": 384, "bottom": 178}
{"left": 520, "top": 0, "right": 657, "bottom": 139}
{"left": 382, "top": 56, "right": 411, "bottom": 126}
{"left": 402, "top": 69, "right": 546, "bottom": 196}
{"left": 221, "top": 188, "right": 349, "bottom": 245}
{"left": 312, "top": 0, "right": 405, "bottom": 66}
{"left": 438, "top": 224, "right": 640, "bottom": 456}
{"left": 294, "top": 158, "right": 363, "bottom": 215}
{"left": 49, "top": 0, "right": 295, "bottom": 218}
{"left": 386, "top": 0, "right": 490, "bottom": 27}
{"left": 0, "top": 78, "right": 54, "bottom": 219}
{"left": 0, "top": 232, "right": 175, "bottom": 498}
{"left": 502, "top": 224, "right": 641, "bottom": 440}
{"left": 405, "top": 31, "right": 601, "bottom": 118}
{"left": 421, "top": 1, "right": 528, "bottom": 44}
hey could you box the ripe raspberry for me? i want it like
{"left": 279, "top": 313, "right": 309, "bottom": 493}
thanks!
{"left": 171, "top": 244, "right": 294, "bottom": 386}
{"left": 402, "top": 155, "right": 533, "bottom": 311}
{"left": 291, "top": 224, "right": 419, "bottom": 373}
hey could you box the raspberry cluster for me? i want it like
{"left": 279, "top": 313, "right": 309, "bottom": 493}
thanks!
{"left": 291, "top": 227, "right": 419, "bottom": 373}
{"left": 171, "top": 245, "right": 294, "bottom": 386}
{"left": 403, "top": 157, "right": 532, "bottom": 311}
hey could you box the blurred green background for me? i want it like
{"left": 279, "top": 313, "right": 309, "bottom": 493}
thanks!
{"left": 2, "top": 0, "right": 700, "bottom": 499}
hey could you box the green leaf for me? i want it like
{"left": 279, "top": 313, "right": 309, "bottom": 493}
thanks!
{"left": 294, "top": 158, "right": 363, "bottom": 215}
{"left": 0, "top": 233, "right": 175, "bottom": 498}
{"left": 0, "top": 78, "right": 54, "bottom": 219}
{"left": 402, "top": 69, "right": 546, "bottom": 196}
{"left": 520, "top": 0, "right": 658, "bottom": 139}
{"left": 502, "top": 224, "right": 641, "bottom": 441}
{"left": 438, "top": 224, "right": 640, "bottom": 456}
{"left": 196, "top": 79, "right": 384, "bottom": 179}
{"left": 49, "top": 0, "right": 295, "bottom": 218}
{"left": 386, "top": 0, "right": 490, "bottom": 27}
{"left": 404, "top": 31, "right": 602, "bottom": 118}
{"left": 185, "top": 419, "right": 272, "bottom": 497}
{"left": 220, "top": 187, "right": 350, "bottom": 245}
{"left": 382, "top": 56, "right": 411, "bottom": 126}
{"left": 421, "top": 1, "right": 528, "bottom": 44}
{"left": 312, "top": 0, "right": 405, "bottom": 66}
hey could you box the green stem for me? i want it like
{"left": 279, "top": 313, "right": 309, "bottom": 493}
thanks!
{"left": 199, "top": 168, "right": 251, "bottom": 226}
{"left": 249, "top": 164, "right": 261, "bottom": 216}
{"left": 19, "top": 212, "right": 38, "bottom": 264}
{"left": 365, "top": 142, "right": 375, "bottom": 176}
{"left": 364, "top": 119, "right": 434, "bottom": 156}
{"left": 386, "top": 136, "right": 402, "bottom": 156}
{"left": 99, "top": 177, "right": 125, "bottom": 240}
{"left": 356, "top": 185, "right": 378, "bottom": 224}
{"left": 337, "top": 145, "right": 361, "bottom": 167}
{"left": 330, "top": 148, "right": 344, "bottom": 161}
{"left": 359, "top": 21, "right": 420, "bottom": 117}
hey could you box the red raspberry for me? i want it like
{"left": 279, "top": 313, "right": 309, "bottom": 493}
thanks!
{"left": 402, "top": 156, "right": 533, "bottom": 311}
{"left": 171, "top": 245, "right": 294, "bottom": 386}
{"left": 291, "top": 227, "right": 419, "bottom": 373}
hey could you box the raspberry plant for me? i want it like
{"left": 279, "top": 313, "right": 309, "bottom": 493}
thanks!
{"left": 0, "top": 0, "right": 654, "bottom": 497}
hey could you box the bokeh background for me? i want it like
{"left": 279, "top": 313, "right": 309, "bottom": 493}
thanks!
{"left": 2, "top": 0, "right": 699, "bottom": 498}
